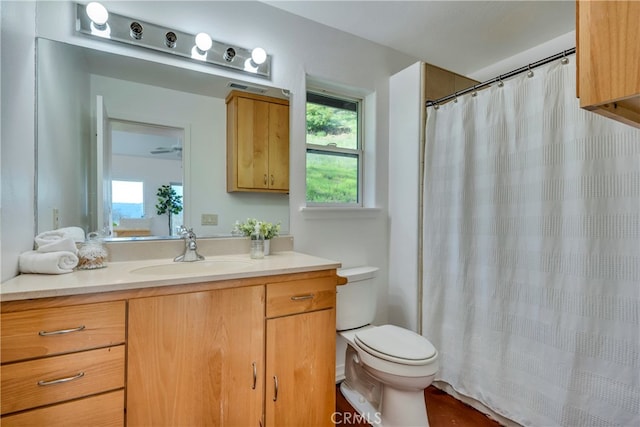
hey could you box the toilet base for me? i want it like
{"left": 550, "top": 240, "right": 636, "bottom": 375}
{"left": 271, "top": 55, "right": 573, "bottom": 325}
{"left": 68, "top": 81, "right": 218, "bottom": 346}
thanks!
{"left": 340, "top": 381, "right": 382, "bottom": 426}
{"left": 379, "top": 385, "right": 430, "bottom": 427}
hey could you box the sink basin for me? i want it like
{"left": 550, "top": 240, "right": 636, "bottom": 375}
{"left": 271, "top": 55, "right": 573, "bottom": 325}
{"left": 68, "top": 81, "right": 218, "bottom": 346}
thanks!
{"left": 130, "top": 259, "right": 253, "bottom": 276}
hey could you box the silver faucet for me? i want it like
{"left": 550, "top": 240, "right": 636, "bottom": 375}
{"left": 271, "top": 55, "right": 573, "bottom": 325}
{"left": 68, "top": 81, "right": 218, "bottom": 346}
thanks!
{"left": 174, "top": 226, "right": 205, "bottom": 262}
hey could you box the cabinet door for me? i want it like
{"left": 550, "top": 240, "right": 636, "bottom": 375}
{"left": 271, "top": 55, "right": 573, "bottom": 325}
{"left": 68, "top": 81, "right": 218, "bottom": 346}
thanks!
{"left": 268, "top": 102, "right": 289, "bottom": 191}
{"left": 577, "top": 0, "right": 640, "bottom": 127}
{"left": 127, "top": 286, "right": 265, "bottom": 426}
{"left": 237, "top": 97, "right": 270, "bottom": 189}
{"left": 265, "top": 308, "right": 336, "bottom": 427}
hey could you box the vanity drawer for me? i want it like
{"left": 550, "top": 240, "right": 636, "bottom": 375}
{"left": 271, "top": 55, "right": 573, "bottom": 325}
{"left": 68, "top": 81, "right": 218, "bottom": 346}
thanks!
{"left": 1, "top": 389, "right": 124, "bottom": 427}
{"left": 266, "top": 277, "right": 336, "bottom": 318}
{"left": 1, "top": 301, "right": 126, "bottom": 363}
{"left": 1, "top": 345, "right": 125, "bottom": 415}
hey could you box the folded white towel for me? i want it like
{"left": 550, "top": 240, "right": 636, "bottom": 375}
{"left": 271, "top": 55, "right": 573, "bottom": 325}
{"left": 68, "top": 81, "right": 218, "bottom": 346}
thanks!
{"left": 36, "top": 233, "right": 78, "bottom": 254}
{"left": 35, "top": 227, "right": 85, "bottom": 254}
{"left": 19, "top": 250, "right": 79, "bottom": 274}
{"left": 36, "top": 226, "right": 85, "bottom": 244}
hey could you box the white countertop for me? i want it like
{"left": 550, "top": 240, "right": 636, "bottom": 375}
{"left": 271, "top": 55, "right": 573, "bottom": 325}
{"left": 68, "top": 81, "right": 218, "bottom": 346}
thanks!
{"left": 1, "top": 251, "right": 341, "bottom": 302}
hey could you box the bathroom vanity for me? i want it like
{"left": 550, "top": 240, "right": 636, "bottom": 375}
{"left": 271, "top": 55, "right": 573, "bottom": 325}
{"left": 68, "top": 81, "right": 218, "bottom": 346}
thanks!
{"left": 0, "top": 252, "right": 340, "bottom": 426}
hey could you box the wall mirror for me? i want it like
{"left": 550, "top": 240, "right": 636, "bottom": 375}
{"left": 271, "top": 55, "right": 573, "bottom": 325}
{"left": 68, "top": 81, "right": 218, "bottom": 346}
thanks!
{"left": 36, "top": 38, "right": 290, "bottom": 240}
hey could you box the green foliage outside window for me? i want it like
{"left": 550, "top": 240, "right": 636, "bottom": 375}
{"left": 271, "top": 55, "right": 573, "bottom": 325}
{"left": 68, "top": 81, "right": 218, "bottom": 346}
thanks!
{"left": 306, "top": 95, "right": 360, "bottom": 204}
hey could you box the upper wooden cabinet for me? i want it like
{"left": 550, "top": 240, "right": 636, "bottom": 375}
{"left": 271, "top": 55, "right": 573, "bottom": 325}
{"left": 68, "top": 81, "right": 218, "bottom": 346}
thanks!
{"left": 424, "top": 64, "right": 478, "bottom": 101}
{"left": 577, "top": 0, "right": 640, "bottom": 128}
{"left": 226, "top": 90, "right": 290, "bottom": 193}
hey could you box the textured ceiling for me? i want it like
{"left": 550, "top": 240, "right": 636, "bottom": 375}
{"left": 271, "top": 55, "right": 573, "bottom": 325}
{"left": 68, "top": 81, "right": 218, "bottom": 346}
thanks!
{"left": 263, "top": 0, "right": 576, "bottom": 77}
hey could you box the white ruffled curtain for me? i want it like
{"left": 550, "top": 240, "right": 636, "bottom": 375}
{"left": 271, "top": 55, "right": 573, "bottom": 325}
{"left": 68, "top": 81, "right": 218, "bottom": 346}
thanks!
{"left": 422, "top": 58, "right": 640, "bottom": 426}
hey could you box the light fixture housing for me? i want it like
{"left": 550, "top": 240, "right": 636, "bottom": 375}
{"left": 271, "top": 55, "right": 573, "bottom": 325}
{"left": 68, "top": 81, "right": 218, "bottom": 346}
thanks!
{"left": 75, "top": 3, "right": 271, "bottom": 79}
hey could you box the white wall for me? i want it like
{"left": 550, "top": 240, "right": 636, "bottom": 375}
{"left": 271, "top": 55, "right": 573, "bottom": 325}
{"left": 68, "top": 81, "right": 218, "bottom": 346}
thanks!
{"left": 1, "top": 0, "right": 418, "bottom": 326}
{"left": 1, "top": 1, "right": 37, "bottom": 280}
{"left": 388, "top": 62, "right": 423, "bottom": 332}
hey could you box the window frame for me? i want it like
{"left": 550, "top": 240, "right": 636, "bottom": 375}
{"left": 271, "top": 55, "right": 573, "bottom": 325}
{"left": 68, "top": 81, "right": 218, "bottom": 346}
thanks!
{"left": 305, "top": 88, "right": 364, "bottom": 207}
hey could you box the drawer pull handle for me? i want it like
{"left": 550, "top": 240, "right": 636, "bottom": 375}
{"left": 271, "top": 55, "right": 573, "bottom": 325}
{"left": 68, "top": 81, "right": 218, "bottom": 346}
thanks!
{"left": 37, "top": 371, "right": 85, "bottom": 386}
{"left": 264, "top": 174, "right": 268, "bottom": 185}
{"left": 252, "top": 362, "right": 257, "bottom": 389}
{"left": 273, "top": 375, "right": 279, "bottom": 402}
{"left": 290, "top": 294, "right": 314, "bottom": 301}
{"left": 270, "top": 174, "right": 274, "bottom": 185}
{"left": 38, "top": 325, "right": 86, "bottom": 336}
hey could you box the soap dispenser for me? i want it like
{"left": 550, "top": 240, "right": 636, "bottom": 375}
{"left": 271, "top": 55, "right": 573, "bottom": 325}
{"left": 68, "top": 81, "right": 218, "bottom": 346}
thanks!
{"left": 250, "top": 223, "right": 264, "bottom": 259}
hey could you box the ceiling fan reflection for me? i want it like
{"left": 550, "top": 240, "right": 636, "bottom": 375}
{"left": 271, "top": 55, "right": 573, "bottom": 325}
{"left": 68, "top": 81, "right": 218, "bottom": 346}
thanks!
{"left": 150, "top": 145, "right": 182, "bottom": 157}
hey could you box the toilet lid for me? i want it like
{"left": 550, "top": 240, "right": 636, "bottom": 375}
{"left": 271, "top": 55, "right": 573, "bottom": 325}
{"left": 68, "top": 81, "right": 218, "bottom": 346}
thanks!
{"left": 354, "top": 325, "right": 436, "bottom": 365}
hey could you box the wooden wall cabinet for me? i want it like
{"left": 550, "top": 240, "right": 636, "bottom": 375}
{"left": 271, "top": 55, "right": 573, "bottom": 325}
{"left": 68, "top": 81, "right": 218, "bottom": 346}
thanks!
{"left": 424, "top": 64, "right": 478, "bottom": 102}
{"left": 0, "top": 301, "right": 126, "bottom": 426}
{"left": 226, "top": 90, "right": 290, "bottom": 193}
{"left": 577, "top": 0, "right": 640, "bottom": 128}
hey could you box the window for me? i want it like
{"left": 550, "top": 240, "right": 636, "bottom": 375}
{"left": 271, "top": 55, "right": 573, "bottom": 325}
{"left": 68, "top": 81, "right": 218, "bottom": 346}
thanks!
{"left": 112, "top": 180, "right": 144, "bottom": 224}
{"left": 306, "top": 91, "right": 362, "bottom": 205}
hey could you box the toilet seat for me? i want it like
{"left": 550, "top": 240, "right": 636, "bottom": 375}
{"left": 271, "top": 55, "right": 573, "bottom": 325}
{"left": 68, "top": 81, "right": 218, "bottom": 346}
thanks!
{"left": 354, "top": 325, "right": 437, "bottom": 365}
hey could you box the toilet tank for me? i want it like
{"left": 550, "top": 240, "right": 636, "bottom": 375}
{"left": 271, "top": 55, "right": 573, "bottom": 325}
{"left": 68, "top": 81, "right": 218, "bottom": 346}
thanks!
{"left": 336, "top": 266, "right": 379, "bottom": 331}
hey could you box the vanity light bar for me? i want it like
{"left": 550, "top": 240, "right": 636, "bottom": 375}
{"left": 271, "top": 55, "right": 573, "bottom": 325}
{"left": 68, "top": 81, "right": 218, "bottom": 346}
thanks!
{"left": 75, "top": 2, "right": 271, "bottom": 79}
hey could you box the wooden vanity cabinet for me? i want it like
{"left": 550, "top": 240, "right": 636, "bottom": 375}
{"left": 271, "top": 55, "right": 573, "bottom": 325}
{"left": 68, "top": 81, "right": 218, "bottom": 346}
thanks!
{"left": 126, "top": 285, "right": 265, "bottom": 426}
{"left": 0, "top": 301, "right": 126, "bottom": 426}
{"left": 264, "top": 277, "right": 337, "bottom": 427}
{"left": 577, "top": 0, "right": 640, "bottom": 128}
{"left": 226, "top": 90, "right": 290, "bottom": 193}
{"left": 1, "top": 268, "right": 339, "bottom": 427}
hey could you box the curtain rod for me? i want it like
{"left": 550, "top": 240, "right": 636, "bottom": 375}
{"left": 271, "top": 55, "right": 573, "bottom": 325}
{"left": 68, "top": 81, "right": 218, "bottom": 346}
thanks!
{"left": 425, "top": 47, "right": 576, "bottom": 107}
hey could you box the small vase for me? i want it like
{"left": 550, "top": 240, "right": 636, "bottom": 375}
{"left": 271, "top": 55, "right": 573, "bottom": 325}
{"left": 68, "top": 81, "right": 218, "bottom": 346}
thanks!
{"left": 264, "top": 239, "right": 271, "bottom": 256}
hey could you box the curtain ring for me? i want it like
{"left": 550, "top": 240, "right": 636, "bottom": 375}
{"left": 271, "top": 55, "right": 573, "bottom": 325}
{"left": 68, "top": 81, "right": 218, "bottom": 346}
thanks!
{"left": 453, "top": 92, "right": 458, "bottom": 103}
{"left": 497, "top": 76, "right": 504, "bottom": 87}
{"left": 561, "top": 51, "right": 569, "bottom": 65}
{"left": 527, "top": 64, "right": 534, "bottom": 78}
{"left": 471, "top": 85, "right": 478, "bottom": 97}
{"left": 434, "top": 103, "right": 440, "bottom": 110}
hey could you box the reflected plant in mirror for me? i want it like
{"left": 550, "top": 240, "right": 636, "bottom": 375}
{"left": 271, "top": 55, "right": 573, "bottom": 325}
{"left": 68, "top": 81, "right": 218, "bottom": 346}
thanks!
{"left": 35, "top": 38, "right": 290, "bottom": 240}
{"left": 155, "top": 184, "right": 183, "bottom": 236}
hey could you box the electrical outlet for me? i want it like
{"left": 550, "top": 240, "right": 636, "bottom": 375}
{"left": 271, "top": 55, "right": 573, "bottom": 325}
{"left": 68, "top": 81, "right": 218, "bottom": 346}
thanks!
{"left": 201, "top": 214, "right": 218, "bottom": 226}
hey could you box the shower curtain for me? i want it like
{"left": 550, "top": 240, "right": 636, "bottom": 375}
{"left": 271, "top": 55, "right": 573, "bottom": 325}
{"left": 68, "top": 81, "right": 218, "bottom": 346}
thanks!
{"left": 422, "top": 58, "right": 639, "bottom": 426}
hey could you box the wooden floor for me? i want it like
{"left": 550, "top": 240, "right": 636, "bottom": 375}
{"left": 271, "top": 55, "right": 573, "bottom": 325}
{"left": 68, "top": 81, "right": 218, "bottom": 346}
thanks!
{"left": 336, "top": 384, "right": 502, "bottom": 426}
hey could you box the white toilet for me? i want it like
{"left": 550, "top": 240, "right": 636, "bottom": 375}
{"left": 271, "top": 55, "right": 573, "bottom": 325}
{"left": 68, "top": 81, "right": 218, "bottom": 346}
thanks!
{"left": 337, "top": 267, "right": 439, "bottom": 427}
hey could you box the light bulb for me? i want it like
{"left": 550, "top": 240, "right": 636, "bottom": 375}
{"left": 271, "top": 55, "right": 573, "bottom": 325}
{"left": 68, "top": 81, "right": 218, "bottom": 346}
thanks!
{"left": 86, "top": 2, "right": 109, "bottom": 26}
{"left": 251, "top": 47, "right": 267, "bottom": 65}
{"left": 244, "top": 58, "right": 258, "bottom": 73}
{"left": 195, "top": 32, "right": 212, "bottom": 52}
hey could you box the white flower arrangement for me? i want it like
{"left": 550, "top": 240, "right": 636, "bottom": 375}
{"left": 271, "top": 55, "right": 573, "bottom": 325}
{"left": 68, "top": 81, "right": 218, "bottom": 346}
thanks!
{"left": 236, "top": 218, "right": 281, "bottom": 240}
